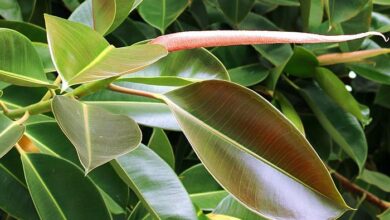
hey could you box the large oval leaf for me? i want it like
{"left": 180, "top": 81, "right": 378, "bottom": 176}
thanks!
{"left": 21, "top": 153, "right": 111, "bottom": 220}
{"left": 161, "top": 80, "right": 350, "bottom": 219}
{"left": 112, "top": 144, "right": 197, "bottom": 219}
{"left": 45, "top": 15, "right": 167, "bottom": 90}
{"left": 52, "top": 96, "right": 142, "bottom": 173}
{"left": 0, "top": 113, "right": 25, "bottom": 158}
{"left": 138, "top": 0, "right": 189, "bottom": 33}
{"left": 0, "top": 29, "right": 54, "bottom": 88}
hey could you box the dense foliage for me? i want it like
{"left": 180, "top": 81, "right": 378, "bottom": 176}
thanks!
{"left": 0, "top": 0, "right": 389, "bottom": 219}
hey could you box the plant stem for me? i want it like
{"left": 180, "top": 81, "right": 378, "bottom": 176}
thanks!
{"left": 107, "top": 84, "right": 161, "bottom": 100}
{"left": 150, "top": 31, "right": 387, "bottom": 52}
{"left": 331, "top": 170, "right": 390, "bottom": 210}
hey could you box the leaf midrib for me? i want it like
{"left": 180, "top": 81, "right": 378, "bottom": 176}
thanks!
{"left": 163, "top": 97, "right": 342, "bottom": 207}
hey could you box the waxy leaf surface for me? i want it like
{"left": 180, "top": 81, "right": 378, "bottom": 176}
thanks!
{"left": 45, "top": 15, "right": 168, "bottom": 90}
{"left": 0, "top": 113, "right": 24, "bottom": 158}
{"left": 162, "top": 80, "right": 350, "bottom": 219}
{"left": 52, "top": 96, "right": 141, "bottom": 173}
{"left": 0, "top": 29, "right": 54, "bottom": 88}
{"left": 112, "top": 144, "right": 197, "bottom": 219}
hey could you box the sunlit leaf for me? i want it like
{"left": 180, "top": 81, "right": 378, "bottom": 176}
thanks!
{"left": 21, "top": 153, "right": 111, "bottom": 219}
{"left": 213, "top": 195, "right": 266, "bottom": 219}
{"left": 45, "top": 15, "right": 168, "bottom": 90}
{"left": 52, "top": 96, "right": 141, "bottom": 173}
{"left": 112, "top": 144, "right": 197, "bottom": 219}
{"left": 162, "top": 80, "right": 350, "bottom": 219}
{"left": 0, "top": 29, "right": 54, "bottom": 88}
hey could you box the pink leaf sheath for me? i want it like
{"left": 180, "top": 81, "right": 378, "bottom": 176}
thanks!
{"left": 150, "top": 30, "right": 388, "bottom": 52}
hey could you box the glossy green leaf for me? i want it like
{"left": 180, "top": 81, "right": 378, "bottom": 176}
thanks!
{"left": 148, "top": 128, "right": 175, "bottom": 168}
{"left": 24, "top": 121, "right": 130, "bottom": 214}
{"left": 299, "top": 81, "right": 367, "bottom": 172}
{"left": 52, "top": 95, "right": 142, "bottom": 173}
{"left": 0, "top": 150, "right": 39, "bottom": 219}
{"left": 285, "top": 46, "right": 318, "bottom": 78}
{"left": 275, "top": 92, "right": 305, "bottom": 135}
{"left": 45, "top": 15, "right": 168, "bottom": 90}
{"left": 326, "top": 0, "right": 368, "bottom": 25}
{"left": 217, "top": 0, "right": 255, "bottom": 25}
{"left": 0, "top": 28, "right": 54, "bottom": 88}
{"left": 138, "top": 0, "right": 189, "bottom": 33}
{"left": 213, "top": 195, "right": 266, "bottom": 219}
{"left": 191, "top": 191, "right": 229, "bottom": 211}
{"left": 299, "top": 0, "right": 323, "bottom": 31}
{"left": 314, "top": 67, "right": 368, "bottom": 124}
{"left": 0, "top": 113, "right": 24, "bottom": 158}
{"left": 69, "top": 0, "right": 115, "bottom": 35}
{"left": 228, "top": 63, "right": 269, "bottom": 87}
{"left": 162, "top": 80, "right": 350, "bottom": 219}
{"left": 0, "top": 0, "right": 23, "bottom": 21}
{"left": 180, "top": 164, "right": 221, "bottom": 194}
{"left": 33, "top": 42, "right": 55, "bottom": 73}
{"left": 112, "top": 144, "right": 197, "bottom": 219}
{"left": 0, "top": 20, "right": 46, "bottom": 42}
{"left": 118, "top": 48, "right": 229, "bottom": 92}
{"left": 21, "top": 153, "right": 111, "bottom": 220}
{"left": 359, "top": 169, "right": 390, "bottom": 192}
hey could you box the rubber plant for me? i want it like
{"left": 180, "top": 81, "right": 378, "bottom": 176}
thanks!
{"left": 0, "top": 0, "right": 389, "bottom": 219}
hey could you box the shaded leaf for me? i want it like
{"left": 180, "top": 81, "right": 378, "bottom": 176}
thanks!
{"left": 0, "top": 0, "right": 23, "bottom": 21}
{"left": 0, "top": 28, "right": 54, "bottom": 88}
{"left": 217, "top": 0, "right": 255, "bottom": 25}
{"left": 285, "top": 46, "right": 318, "bottom": 78}
{"left": 33, "top": 42, "right": 55, "bottom": 73}
{"left": 299, "top": 81, "right": 367, "bottom": 172}
{"left": 138, "top": 0, "right": 189, "bottom": 33}
{"left": 299, "top": 0, "right": 323, "bottom": 31}
{"left": 359, "top": 169, "right": 390, "bottom": 192}
{"left": 0, "top": 20, "right": 46, "bottom": 42}
{"left": 162, "top": 80, "right": 350, "bottom": 219}
{"left": 148, "top": 128, "right": 175, "bottom": 168}
{"left": 0, "top": 113, "right": 24, "bottom": 158}
{"left": 228, "top": 63, "right": 269, "bottom": 87}
{"left": 326, "top": 0, "right": 368, "bottom": 25}
{"left": 375, "top": 85, "right": 390, "bottom": 109}
{"left": 112, "top": 144, "right": 197, "bottom": 219}
{"left": 21, "top": 153, "right": 111, "bottom": 220}
{"left": 45, "top": 15, "right": 167, "bottom": 90}
{"left": 52, "top": 96, "right": 141, "bottom": 173}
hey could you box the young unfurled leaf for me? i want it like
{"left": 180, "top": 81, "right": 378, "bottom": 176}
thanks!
{"left": 0, "top": 29, "right": 55, "bottom": 88}
{"left": 45, "top": 15, "right": 168, "bottom": 90}
{"left": 52, "top": 96, "right": 142, "bottom": 173}
{"left": 21, "top": 153, "right": 111, "bottom": 220}
{"left": 0, "top": 113, "right": 25, "bottom": 158}
{"left": 162, "top": 80, "right": 350, "bottom": 219}
{"left": 112, "top": 144, "right": 197, "bottom": 219}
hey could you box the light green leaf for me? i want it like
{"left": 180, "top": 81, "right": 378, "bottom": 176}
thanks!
{"left": 0, "top": 149, "right": 39, "bottom": 220}
{"left": 359, "top": 169, "right": 390, "bottom": 192}
{"left": 299, "top": 0, "right": 323, "bottom": 32}
{"left": 378, "top": 208, "right": 390, "bottom": 220}
{"left": 314, "top": 67, "right": 368, "bottom": 124}
{"left": 45, "top": 15, "right": 167, "bottom": 90}
{"left": 52, "top": 96, "right": 142, "bottom": 173}
{"left": 217, "top": 0, "right": 255, "bottom": 25}
{"left": 228, "top": 63, "right": 269, "bottom": 87}
{"left": 274, "top": 92, "right": 305, "bottom": 135}
{"left": 148, "top": 128, "right": 175, "bottom": 168}
{"left": 112, "top": 144, "right": 197, "bottom": 219}
{"left": 0, "top": 0, "right": 23, "bottom": 21}
{"left": 21, "top": 153, "right": 111, "bottom": 220}
{"left": 191, "top": 191, "right": 229, "bottom": 211}
{"left": 33, "top": 42, "right": 56, "bottom": 73}
{"left": 24, "top": 121, "right": 130, "bottom": 215}
{"left": 0, "top": 113, "right": 24, "bottom": 158}
{"left": 0, "top": 28, "right": 54, "bottom": 88}
{"left": 162, "top": 80, "right": 350, "bottom": 219}
{"left": 138, "top": 0, "right": 189, "bottom": 33}
{"left": 299, "top": 81, "right": 367, "bottom": 172}
{"left": 213, "top": 195, "right": 266, "bottom": 219}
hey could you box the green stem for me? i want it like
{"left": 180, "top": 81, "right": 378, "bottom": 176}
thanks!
{"left": 5, "top": 78, "right": 116, "bottom": 119}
